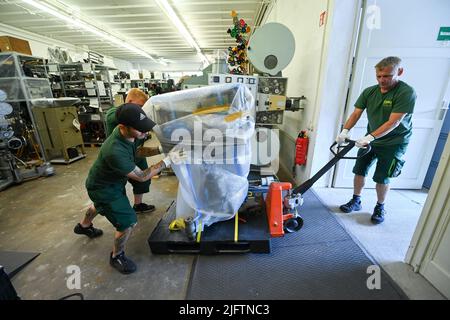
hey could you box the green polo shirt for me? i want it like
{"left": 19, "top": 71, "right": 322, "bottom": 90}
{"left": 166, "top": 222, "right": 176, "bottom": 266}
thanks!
{"left": 105, "top": 106, "right": 145, "bottom": 148}
{"left": 355, "top": 80, "right": 416, "bottom": 146}
{"left": 105, "top": 106, "right": 119, "bottom": 137}
{"left": 85, "top": 127, "right": 136, "bottom": 201}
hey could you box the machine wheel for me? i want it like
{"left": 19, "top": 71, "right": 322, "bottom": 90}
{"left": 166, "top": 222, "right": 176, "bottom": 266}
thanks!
{"left": 283, "top": 216, "right": 304, "bottom": 233}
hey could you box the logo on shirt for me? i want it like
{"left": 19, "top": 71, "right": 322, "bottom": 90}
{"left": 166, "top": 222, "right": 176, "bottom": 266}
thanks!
{"left": 383, "top": 100, "right": 392, "bottom": 107}
{"left": 140, "top": 113, "right": 146, "bottom": 120}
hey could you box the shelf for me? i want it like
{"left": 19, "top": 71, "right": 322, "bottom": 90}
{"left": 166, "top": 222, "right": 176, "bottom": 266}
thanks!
{"left": 63, "top": 81, "right": 87, "bottom": 84}
{"left": 45, "top": 62, "right": 115, "bottom": 125}
{"left": 64, "top": 88, "right": 97, "bottom": 92}
{"left": 65, "top": 85, "right": 97, "bottom": 88}
{"left": 94, "top": 66, "right": 118, "bottom": 71}
{"left": 0, "top": 76, "right": 49, "bottom": 80}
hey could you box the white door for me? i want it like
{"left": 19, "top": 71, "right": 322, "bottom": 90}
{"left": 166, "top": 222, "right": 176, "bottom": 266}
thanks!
{"left": 406, "top": 137, "right": 450, "bottom": 298}
{"left": 333, "top": 0, "right": 450, "bottom": 189}
{"left": 420, "top": 205, "right": 450, "bottom": 298}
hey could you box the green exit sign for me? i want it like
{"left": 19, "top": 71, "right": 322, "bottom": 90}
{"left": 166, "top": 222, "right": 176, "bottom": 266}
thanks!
{"left": 437, "top": 27, "right": 450, "bottom": 41}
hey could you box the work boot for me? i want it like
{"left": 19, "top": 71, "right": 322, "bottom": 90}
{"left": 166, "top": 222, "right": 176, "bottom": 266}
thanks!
{"left": 339, "top": 196, "right": 362, "bottom": 213}
{"left": 110, "top": 252, "right": 137, "bottom": 274}
{"left": 371, "top": 203, "right": 386, "bottom": 224}
{"left": 73, "top": 223, "right": 103, "bottom": 238}
{"left": 133, "top": 203, "right": 155, "bottom": 214}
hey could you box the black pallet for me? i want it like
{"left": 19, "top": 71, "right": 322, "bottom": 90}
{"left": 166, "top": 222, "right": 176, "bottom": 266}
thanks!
{"left": 148, "top": 202, "right": 271, "bottom": 254}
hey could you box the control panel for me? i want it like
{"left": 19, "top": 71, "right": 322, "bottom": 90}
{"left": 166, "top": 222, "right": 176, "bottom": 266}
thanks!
{"left": 258, "top": 77, "right": 287, "bottom": 96}
{"left": 255, "top": 110, "right": 283, "bottom": 125}
{"left": 208, "top": 74, "right": 258, "bottom": 100}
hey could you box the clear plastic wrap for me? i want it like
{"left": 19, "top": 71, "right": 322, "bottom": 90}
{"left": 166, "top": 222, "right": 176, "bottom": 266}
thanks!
{"left": 143, "top": 83, "right": 255, "bottom": 230}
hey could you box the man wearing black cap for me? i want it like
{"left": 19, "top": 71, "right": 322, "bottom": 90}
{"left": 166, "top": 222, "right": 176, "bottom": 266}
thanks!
{"left": 74, "top": 103, "right": 184, "bottom": 274}
{"left": 105, "top": 90, "right": 161, "bottom": 214}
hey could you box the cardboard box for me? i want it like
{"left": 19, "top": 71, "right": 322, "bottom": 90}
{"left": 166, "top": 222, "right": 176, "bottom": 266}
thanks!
{"left": 0, "top": 36, "right": 32, "bottom": 55}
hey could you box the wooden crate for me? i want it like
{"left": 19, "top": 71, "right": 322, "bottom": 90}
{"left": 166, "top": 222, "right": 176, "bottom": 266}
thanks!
{"left": 0, "top": 36, "right": 32, "bottom": 55}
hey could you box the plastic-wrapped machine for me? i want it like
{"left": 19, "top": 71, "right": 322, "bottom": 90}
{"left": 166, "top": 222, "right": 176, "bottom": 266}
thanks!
{"left": 143, "top": 83, "right": 255, "bottom": 231}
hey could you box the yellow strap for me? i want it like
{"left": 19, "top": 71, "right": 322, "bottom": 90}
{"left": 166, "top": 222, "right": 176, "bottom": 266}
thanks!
{"left": 225, "top": 111, "right": 243, "bottom": 122}
{"left": 234, "top": 212, "right": 239, "bottom": 242}
{"left": 196, "top": 218, "right": 202, "bottom": 243}
{"left": 192, "top": 105, "right": 230, "bottom": 115}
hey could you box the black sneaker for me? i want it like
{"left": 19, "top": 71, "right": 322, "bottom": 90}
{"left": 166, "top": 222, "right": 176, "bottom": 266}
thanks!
{"left": 110, "top": 252, "right": 137, "bottom": 274}
{"left": 73, "top": 223, "right": 103, "bottom": 238}
{"left": 371, "top": 205, "right": 386, "bottom": 224}
{"left": 339, "top": 198, "right": 362, "bottom": 213}
{"left": 133, "top": 203, "right": 155, "bottom": 214}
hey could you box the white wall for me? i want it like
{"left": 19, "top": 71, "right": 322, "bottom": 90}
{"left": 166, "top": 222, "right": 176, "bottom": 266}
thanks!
{"left": 406, "top": 130, "right": 450, "bottom": 298}
{"left": 0, "top": 22, "right": 197, "bottom": 73}
{"left": 112, "top": 58, "right": 133, "bottom": 72}
{"left": 0, "top": 22, "right": 87, "bottom": 60}
{"left": 131, "top": 58, "right": 203, "bottom": 73}
{"left": 264, "top": 0, "right": 360, "bottom": 186}
{"left": 0, "top": 22, "right": 135, "bottom": 72}
{"left": 309, "top": 0, "right": 361, "bottom": 186}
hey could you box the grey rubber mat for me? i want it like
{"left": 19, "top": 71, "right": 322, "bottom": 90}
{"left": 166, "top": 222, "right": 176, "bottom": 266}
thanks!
{"left": 187, "top": 190, "right": 406, "bottom": 300}
{"left": 0, "top": 251, "right": 40, "bottom": 278}
{"left": 271, "top": 191, "right": 352, "bottom": 248}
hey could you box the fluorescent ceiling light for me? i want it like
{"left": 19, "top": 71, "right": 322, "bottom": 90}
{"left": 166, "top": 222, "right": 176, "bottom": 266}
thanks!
{"left": 21, "top": 0, "right": 165, "bottom": 65}
{"left": 154, "top": 0, "right": 210, "bottom": 66}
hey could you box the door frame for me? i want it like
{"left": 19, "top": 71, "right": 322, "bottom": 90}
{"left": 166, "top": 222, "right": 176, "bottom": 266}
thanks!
{"left": 330, "top": 0, "right": 365, "bottom": 187}
{"left": 406, "top": 135, "right": 450, "bottom": 268}
{"left": 405, "top": 135, "right": 450, "bottom": 298}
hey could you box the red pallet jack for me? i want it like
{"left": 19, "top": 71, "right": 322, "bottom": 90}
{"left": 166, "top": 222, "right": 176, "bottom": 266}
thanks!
{"left": 265, "top": 139, "right": 370, "bottom": 237}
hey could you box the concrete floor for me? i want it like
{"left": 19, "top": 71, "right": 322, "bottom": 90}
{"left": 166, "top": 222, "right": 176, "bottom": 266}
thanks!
{"left": 313, "top": 187, "right": 445, "bottom": 300}
{"left": 0, "top": 141, "right": 445, "bottom": 299}
{"left": 0, "top": 142, "right": 194, "bottom": 300}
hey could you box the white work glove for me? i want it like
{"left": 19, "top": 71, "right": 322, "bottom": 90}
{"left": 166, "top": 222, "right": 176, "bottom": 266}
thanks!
{"left": 355, "top": 134, "right": 375, "bottom": 148}
{"left": 162, "top": 148, "right": 187, "bottom": 167}
{"left": 335, "top": 129, "right": 350, "bottom": 144}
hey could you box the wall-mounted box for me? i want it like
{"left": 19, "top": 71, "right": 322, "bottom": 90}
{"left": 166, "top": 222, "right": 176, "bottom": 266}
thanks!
{"left": 0, "top": 36, "right": 32, "bottom": 55}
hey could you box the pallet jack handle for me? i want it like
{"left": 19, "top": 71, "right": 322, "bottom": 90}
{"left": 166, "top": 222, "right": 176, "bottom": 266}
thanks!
{"left": 292, "top": 139, "right": 371, "bottom": 196}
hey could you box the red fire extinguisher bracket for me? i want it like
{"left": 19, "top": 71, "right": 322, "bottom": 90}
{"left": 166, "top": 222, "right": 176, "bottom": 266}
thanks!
{"left": 295, "top": 131, "right": 309, "bottom": 166}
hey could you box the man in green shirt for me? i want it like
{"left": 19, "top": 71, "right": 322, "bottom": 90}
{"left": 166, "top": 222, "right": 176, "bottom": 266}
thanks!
{"left": 105, "top": 88, "right": 161, "bottom": 214}
{"left": 74, "top": 103, "right": 184, "bottom": 274}
{"left": 335, "top": 56, "right": 416, "bottom": 224}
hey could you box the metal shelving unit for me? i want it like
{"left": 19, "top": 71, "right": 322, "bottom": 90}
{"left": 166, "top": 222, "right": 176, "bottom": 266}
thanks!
{"left": 45, "top": 62, "right": 118, "bottom": 145}
{"left": 0, "top": 52, "right": 55, "bottom": 190}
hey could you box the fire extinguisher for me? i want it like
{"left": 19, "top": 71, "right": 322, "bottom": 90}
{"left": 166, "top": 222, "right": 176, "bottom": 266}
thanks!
{"left": 295, "top": 130, "right": 309, "bottom": 166}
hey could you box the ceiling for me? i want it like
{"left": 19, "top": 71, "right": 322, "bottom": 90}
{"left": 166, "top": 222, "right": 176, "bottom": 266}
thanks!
{"left": 0, "top": 0, "right": 272, "bottom": 69}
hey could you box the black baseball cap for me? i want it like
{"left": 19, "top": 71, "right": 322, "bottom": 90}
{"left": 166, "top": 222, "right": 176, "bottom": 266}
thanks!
{"left": 116, "top": 103, "right": 156, "bottom": 132}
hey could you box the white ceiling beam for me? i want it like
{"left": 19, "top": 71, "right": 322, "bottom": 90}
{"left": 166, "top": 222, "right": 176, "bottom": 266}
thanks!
{"left": 154, "top": 0, "right": 209, "bottom": 66}
{"left": 81, "top": 4, "right": 157, "bottom": 10}
{"left": 19, "top": 0, "right": 163, "bottom": 64}
{"left": 93, "top": 13, "right": 162, "bottom": 19}
{"left": 27, "top": 24, "right": 173, "bottom": 30}
{"left": 183, "top": 18, "right": 254, "bottom": 23}
{"left": 190, "top": 25, "right": 243, "bottom": 29}
{"left": 0, "top": 11, "right": 35, "bottom": 16}
{"left": 13, "top": 19, "right": 166, "bottom": 25}
{"left": 44, "top": 31, "right": 180, "bottom": 37}
{"left": 53, "top": 34, "right": 98, "bottom": 39}
{"left": 99, "top": 21, "right": 167, "bottom": 26}
{"left": 174, "top": 1, "right": 259, "bottom": 4}
{"left": 130, "top": 36, "right": 184, "bottom": 40}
